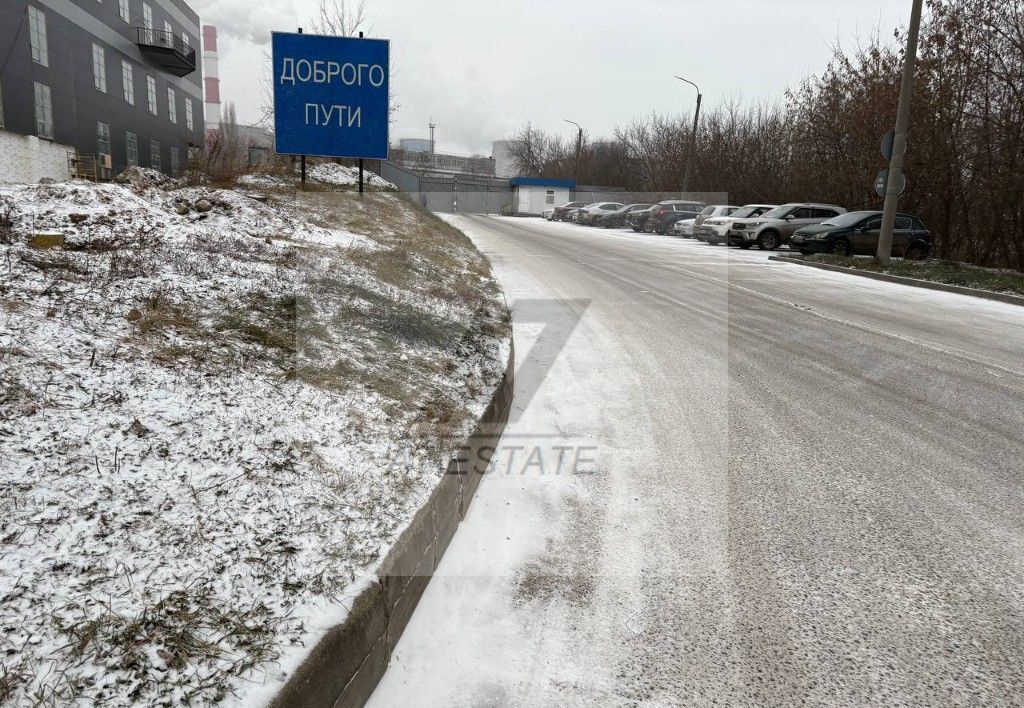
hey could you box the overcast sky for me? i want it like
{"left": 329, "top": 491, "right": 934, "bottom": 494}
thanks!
{"left": 193, "top": 0, "right": 913, "bottom": 156}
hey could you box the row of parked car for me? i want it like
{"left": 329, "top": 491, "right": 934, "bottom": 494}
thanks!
{"left": 541, "top": 199, "right": 934, "bottom": 258}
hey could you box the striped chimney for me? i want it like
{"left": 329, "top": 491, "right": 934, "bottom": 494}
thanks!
{"left": 202, "top": 25, "right": 221, "bottom": 130}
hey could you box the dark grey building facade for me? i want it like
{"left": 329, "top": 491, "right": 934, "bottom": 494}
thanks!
{"left": 0, "top": 0, "right": 204, "bottom": 177}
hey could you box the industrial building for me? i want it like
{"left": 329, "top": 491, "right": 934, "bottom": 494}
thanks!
{"left": 0, "top": 0, "right": 205, "bottom": 180}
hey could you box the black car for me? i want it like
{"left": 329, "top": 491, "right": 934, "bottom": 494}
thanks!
{"left": 790, "top": 211, "right": 933, "bottom": 258}
{"left": 597, "top": 203, "right": 651, "bottom": 228}
{"left": 551, "top": 202, "right": 587, "bottom": 222}
{"left": 646, "top": 201, "right": 706, "bottom": 235}
{"left": 628, "top": 206, "right": 656, "bottom": 232}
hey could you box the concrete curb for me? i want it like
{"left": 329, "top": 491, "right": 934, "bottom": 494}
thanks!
{"left": 768, "top": 255, "right": 1024, "bottom": 307}
{"left": 267, "top": 341, "right": 515, "bottom": 708}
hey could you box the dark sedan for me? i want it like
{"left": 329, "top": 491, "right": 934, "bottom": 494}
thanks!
{"left": 790, "top": 211, "right": 933, "bottom": 258}
{"left": 597, "top": 203, "right": 652, "bottom": 228}
{"left": 646, "top": 201, "right": 706, "bottom": 235}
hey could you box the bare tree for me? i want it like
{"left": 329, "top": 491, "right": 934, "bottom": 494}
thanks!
{"left": 310, "top": 0, "right": 368, "bottom": 36}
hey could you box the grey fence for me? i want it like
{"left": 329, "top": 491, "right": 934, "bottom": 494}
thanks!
{"left": 375, "top": 161, "right": 514, "bottom": 214}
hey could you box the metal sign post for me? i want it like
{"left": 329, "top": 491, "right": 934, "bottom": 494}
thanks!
{"left": 358, "top": 30, "right": 364, "bottom": 195}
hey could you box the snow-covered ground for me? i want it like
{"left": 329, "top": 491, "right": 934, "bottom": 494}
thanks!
{"left": 0, "top": 171, "right": 508, "bottom": 706}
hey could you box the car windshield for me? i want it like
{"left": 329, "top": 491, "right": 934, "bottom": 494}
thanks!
{"left": 819, "top": 212, "right": 877, "bottom": 228}
{"left": 700, "top": 206, "right": 715, "bottom": 216}
{"left": 731, "top": 206, "right": 764, "bottom": 218}
{"left": 761, "top": 205, "right": 794, "bottom": 219}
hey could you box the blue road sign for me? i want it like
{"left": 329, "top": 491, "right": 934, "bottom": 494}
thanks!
{"left": 272, "top": 32, "right": 389, "bottom": 159}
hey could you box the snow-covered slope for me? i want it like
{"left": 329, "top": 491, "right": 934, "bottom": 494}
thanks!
{"left": 0, "top": 174, "right": 508, "bottom": 706}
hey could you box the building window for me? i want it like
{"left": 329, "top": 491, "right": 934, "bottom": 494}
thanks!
{"left": 546, "top": 190, "right": 555, "bottom": 204}
{"left": 92, "top": 44, "right": 107, "bottom": 92}
{"left": 142, "top": 3, "right": 153, "bottom": 42}
{"left": 121, "top": 60, "right": 134, "bottom": 105}
{"left": 118, "top": 0, "right": 129, "bottom": 21}
{"left": 126, "top": 132, "right": 138, "bottom": 166}
{"left": 170, "top": 146, "right": 179, "bottom": 174}
{"left": 96, "top": 123, "right": 111, "bottom": 177}
{"left": 147, "top": 75, "right": 157, "bottom": 115}
{"left": 28, "top": 6, "right": 49, "bottom": 67}
{"left": 150, "top": 139, "right": 160, "bottom": 171}
{"left": 182, "top": 33, "right": 190, "bottom": 51}
{"left": 167, "top": 87, "right": 176, "bottom": 124}
{"left": 33, "top": 82, "right": 53, "bottom": 138}
{"left": 0, "top": 82, "right": 4, "bottom": 130}
{"left": 185, "top": 98, "right": 193, "bottom": 131}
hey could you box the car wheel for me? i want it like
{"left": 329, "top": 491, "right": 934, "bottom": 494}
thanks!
{"left": 708, "top": 237, "right": 720, "bottom": 246}
{"left": 906, "top": 242, "right": 929, "bottom": 260}
{"left": 757, "top": 231, "right": 779, "bottom": 250}
{"left": 830, "top": 239, "right": 851, "bottom": 256}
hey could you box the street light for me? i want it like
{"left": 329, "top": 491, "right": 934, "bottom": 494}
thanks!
{"left": 675, "top": 76, "right": 702, "bottom": 195}
{"left": 877, "top": 0, "right": 924, "bottom": 264}
{"left": 564, "top": 119, "right": 583, "bottom": 189}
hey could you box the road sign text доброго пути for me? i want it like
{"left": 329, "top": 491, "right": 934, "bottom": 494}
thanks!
{"left": 272, "top": 32, "right": 389, "bottom": 159}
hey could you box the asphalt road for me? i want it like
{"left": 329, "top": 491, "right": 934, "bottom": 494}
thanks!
{"left": 367, "top": 216, "right": 1024, "bottom": 707}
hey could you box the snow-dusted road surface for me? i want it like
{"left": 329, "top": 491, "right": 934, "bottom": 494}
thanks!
{"left": 367, "top": 217, "right": 1024, "bottom": 707}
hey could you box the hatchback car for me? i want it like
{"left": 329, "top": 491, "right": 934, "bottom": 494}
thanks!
{"left": 790, "top": 211, "right": 933, "bottom": 258}
{"left": 728, "top": 203, "right": 846, "bottom": 250}
{"left": 578, "top": 202, "right": 626, "bottom": 225}
{"left": 672, "top": 218, "right": 697, "bottom": 238}
{"left": 597, "top": 203, "right": 652, "bottom": 228}
{"left": 551, "top": 202, "right": 587, "bottom": 221}
{"left": 646, "top": 201, "right": 706, "bottom": 234}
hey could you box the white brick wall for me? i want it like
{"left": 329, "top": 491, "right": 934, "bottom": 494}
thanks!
{"left": 0, "top": 131, "right": 72, "bottom": 183}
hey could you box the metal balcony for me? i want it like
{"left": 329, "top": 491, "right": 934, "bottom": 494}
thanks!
{"left": 136, "top": 27, "right": 196, "bottom": 77}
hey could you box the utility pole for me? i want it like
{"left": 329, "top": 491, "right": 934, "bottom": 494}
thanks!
{"left": 877, "top": 0, "right": 924, "bottom": 264}
{"left": 676, "top": 76, "right": 702, "bottom": 195}
{"left": 564, "top": 119, "right": 583, "bottom": 188}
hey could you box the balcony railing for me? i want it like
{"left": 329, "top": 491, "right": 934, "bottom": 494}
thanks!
{"left": 136, "top": 27, "right": 196, "bottom": 77}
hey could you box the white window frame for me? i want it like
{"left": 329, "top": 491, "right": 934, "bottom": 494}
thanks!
{"left": 167, "top": 87, "right": 176, "bottom": 124}
{"left": 121, "top": 60, "right": 134, "bottom": 105}
{"left": 150, "top": 139, "right": 161, "bottom": 171}
{"left": 142, "top": 3, "right": 153, "bottom": 42}
{"left": 28, "top": 6, "right": 49, "bottom": 67}
{"left": 185, "top": 98, "right": 193, "bottom": 131}
{"left": 170, "top": 146, "right": 179, "bottom": 174}
{"left": 126, "top": 131, "right": 138, "bottom": 166}
{"left": 118, "top": 0, "right": 129, "bottom": 22}
{"left": 146, "top": 75, "right": 157, "bottom": 115}
{"left": 92, "top": 43, "right": 107, "bottom": 92}
{"left": 33, "top": 82, "right": 53, "bottom": 138}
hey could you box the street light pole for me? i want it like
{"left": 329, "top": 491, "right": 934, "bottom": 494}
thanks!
{"left": 564, "top": 119, "right": 583, "bottom": 188}
{"left": 878, "top": 0, "right": 924, "bottom": 264}
{"left": 676, "top": 76, "right": 702, "bottom": 195}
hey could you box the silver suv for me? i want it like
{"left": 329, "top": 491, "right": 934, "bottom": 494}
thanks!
{"left": 728, "top": 203, "right": 846, "bottom": 250}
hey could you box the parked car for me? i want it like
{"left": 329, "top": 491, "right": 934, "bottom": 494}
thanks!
{"left": 727, "top": 202, "right": 846, "bottom": 250}
{"left": 628, "top": 206, "right": 656, "bottom": 232}
{"left": 646, "top": 201, "right": 706, "bottom": 235}
{"left": 692, "top": 205, "right": 742, "bottom": 242}
{"left": 790, "top": 211, "right": 933, "bottom": 258}
{"left": 578, "top": 202, "right": 626, "bottom": 225}
{"left": 597, "top": 203, "right": 652, "bottom": 228}
{"left": 672, "top": 218, "right": 697, "bottom": 238}
{"left": 541, "top": 208, "right": 555, "bottom": 220}
{"left": 561, "top": 204, "right": 591, "bottom": 222}
{"left": 552, "top": 201, "right": 587, "bottom": 221}
{"left": 695, "top": 204, "right": 775, "bottom": 245}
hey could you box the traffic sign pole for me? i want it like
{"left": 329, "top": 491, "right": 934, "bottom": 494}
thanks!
{"left": 298, "top": 28, "right": 305, "bottom": 191}
{"left": 358, "top": 30, "right": 364, "bottom": 195}
{"left": 878, "top": 0, "right": 924, "bottom": 264}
